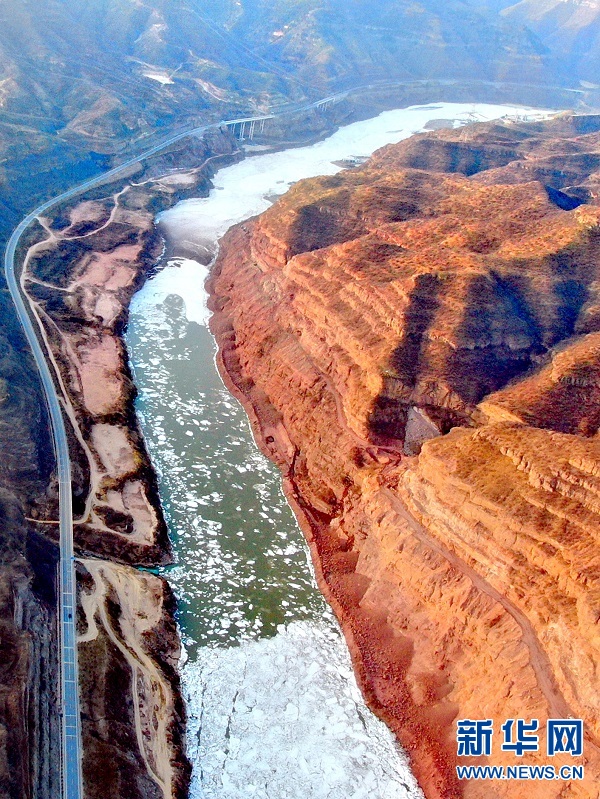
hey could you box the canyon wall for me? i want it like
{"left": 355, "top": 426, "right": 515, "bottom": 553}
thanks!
{"left": 208, "top": 114, "right": 600, "bottom": 798}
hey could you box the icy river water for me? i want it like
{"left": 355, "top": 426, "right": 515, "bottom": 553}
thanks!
{"left": 125, "top": 102, "right": 550, "bottom": 799}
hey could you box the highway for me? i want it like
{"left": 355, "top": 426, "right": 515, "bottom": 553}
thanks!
{"left": 2, "top": 90, "right": 353, "bottom": 799}
{"left": 2, "top": 78, "right": 572, "bottom": 798}
{"left": 5, "top": 206, "right": 84, "bottom": 799}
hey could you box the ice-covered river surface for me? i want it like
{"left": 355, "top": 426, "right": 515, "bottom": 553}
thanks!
{"left": 126, "top": 102, "right": 552, "bottom": 798}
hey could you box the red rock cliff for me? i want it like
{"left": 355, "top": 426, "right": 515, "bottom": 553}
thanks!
{"left": 208, "top": 114, "right": 600, "bottom": 798}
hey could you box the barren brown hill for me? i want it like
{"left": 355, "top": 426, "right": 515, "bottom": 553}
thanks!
{"left": 208, "top": 114, "right": 600, "bottom": 798}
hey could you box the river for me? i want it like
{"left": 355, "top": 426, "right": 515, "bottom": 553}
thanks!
{"left": 125, "top": 101, "right": 551, "bottom": 799}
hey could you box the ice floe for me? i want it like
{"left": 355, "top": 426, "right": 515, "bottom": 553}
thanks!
{"left": 157, "top": 102, "right": 554, "bottom": 250}
{"left": 184, "top": 620, "right": 424, "bottom": 799}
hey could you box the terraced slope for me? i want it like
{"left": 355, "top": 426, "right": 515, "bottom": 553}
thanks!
{"left": 209, "top": 113, "right": 600, "bottom": 798}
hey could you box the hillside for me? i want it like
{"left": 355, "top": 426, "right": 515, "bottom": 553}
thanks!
{"left": 473, "top": 0, "right": 600, "bottom": 83}
{"left": 0, "top": 0, "right": 572, "bottom": 229}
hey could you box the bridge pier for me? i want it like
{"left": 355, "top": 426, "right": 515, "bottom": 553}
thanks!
{"left": 224, "top": 115, "right": 273, "bottom": 142}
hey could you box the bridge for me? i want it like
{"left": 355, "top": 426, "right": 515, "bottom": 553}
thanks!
{"left": 221, "top": 91, "right": 349, "bottom": 140}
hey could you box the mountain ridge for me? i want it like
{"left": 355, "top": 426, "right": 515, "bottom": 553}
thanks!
{"left": 0, "top": 0, "right": 583, "bottom": 232}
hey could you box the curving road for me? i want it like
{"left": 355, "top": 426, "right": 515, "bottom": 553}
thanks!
{"left": 3, "top": 80, "right": 575, "bottom": 799}
{"left": 5, "top": 212, "right": 83, "bottom": 799}
{"left": 4, "top": 121, "right": 226, "bottom": 799}
{"left": 3, "top": 93, "right": 350, "bottom": 799}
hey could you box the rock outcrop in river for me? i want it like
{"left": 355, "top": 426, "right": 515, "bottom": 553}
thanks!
{"left": 208, "top": 113, "right": 600, "bottom": 798}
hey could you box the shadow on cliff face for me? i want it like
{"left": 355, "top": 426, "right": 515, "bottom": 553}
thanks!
{"left": 382, "top": 132, "right": 521, "bottom": 177}
{"left": 545, "top": 185, "right": 583, "bottom": 211}
{"left": 289, "top": 186, "right": 362, "bottom": 256}
{"left": 368, "top": 273, "right": 441, "bottom": 442}
{"left": 549, "top": 240, "right": 595, "bottom": 341}
{"left": 441, "top": 268, "right": 591, "bottom": 406}
{"left": 391, "top": 273, "right": 442, "bottom": 390}
{"left": 366, "top": 241, "right": 594, "bottom": 447}
{"left": 287, "top": 181, "right": 427, "bottom": 258}
{"left": 443, "top": 264, "right": 592, "bottom": 407}
{"left": 444, "top": 273, "right": 543, "bottom": 406}
{"left": 555, "top": 277, "right": 589, "bottom": 337}
{"left": 368, "top": 271, "right": 538, "bottom": 446}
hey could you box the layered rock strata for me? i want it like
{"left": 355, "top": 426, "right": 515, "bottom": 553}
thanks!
{"left": 209, "top": 114, "right": 600, "bottom": 798}
{"left": 20, "top": 128, "right": 238, "bottom": 798}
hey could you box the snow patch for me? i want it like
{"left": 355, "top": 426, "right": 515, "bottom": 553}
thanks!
{"left": 142, "top": 69, "right": 174, "bottom": 85}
